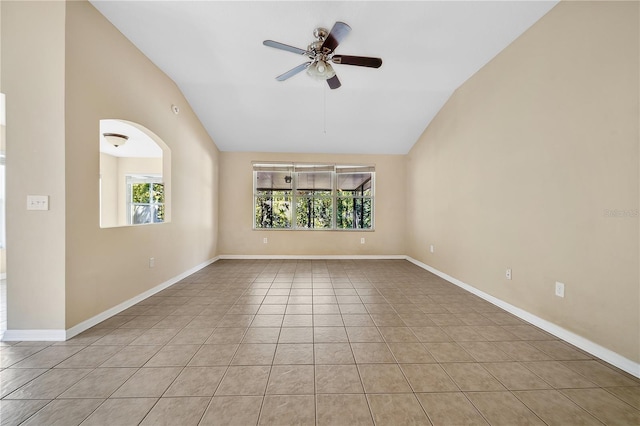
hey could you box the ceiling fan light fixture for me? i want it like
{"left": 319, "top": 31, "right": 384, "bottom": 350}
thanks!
{"left": 306, "top": 60, "right": 336, "bottom": 81}
{"left": 103, "top": 132, "right": 129, "bottom": 148}
{"left": 264, "top": 21, "right": 380, "bottom": 89}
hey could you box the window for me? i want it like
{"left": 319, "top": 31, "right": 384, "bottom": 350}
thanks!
{"left": 254, "top": 165, "right": 293, "bottom": 228}
{"left": 127, "top": 175, "right": 165, "bottom": 225}
{"left": 295, "top": 165, "right": 333, "bottom": 229}
{"left": 254, "top": 163, "right": 374, "bottom": 230}
{"left": 336, "top": 166, "right": 373, "bottom": 229}
{"left": 99, "top": 119, "right": 171, "bottom": 228}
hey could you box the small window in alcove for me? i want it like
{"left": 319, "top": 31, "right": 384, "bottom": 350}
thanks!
{"left": 99, "top": 119, "right": 171, "bottom": 228}
{"left": 126, "top": 175, "right": 165, "bottom": 225}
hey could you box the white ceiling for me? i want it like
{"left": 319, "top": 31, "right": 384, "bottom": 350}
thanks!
{"left": 90, "top": 1, "right": 557, "bottom": 155}
{"left": 100, "top": 119, "right": 163, "bottom": 158}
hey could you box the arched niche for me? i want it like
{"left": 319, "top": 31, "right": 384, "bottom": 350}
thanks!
{"left": 99, "top": 119, "right": 171, "bottom": 228}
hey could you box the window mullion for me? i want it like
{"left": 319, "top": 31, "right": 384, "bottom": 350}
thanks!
{"left": 292, "top": 172, "right": 297, "bottom": 230}
{"left": 332, "top": 171, "right": 337, "bottom": 230}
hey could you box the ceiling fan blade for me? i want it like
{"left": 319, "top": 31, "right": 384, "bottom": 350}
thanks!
{"left": 276, "top": 62, "right": 312, "bottom": 81}
{"left": 263, "top": 40, "right": 308, "bottom": 56}
{"left": 327, "top": 75, "right": 341, "bottom": 90}
{"left": 321, "top": 21, "right": 352, "bottom": 53}
{"left": 332, "top": 55, "right": 382, "bottom": 68}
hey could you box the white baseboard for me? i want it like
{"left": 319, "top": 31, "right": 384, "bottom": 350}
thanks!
{"left": 406, "top": 256, "right": 640, "bottom": 379}
{"left": 219, "top": 254, "right": 406, "bottom": 260}
{"left": 1, "top": 257, "right": 220, "bottom": 342}
{"left": 2, "top": 329, "right": 66, "bottom": 341}
{"left": 64, "top": 256, "right": 220, "bottom": 340}
{"left": 4, "top": 254, "right": 637, "bottom": 379}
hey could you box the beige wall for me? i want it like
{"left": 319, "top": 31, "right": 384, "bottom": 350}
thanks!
{"left": 99, "top": 153, "right": 118, "bottom": 227}
{"left": 64, "top": 0, "right": 219, "bottom": 328}
{"left": 219, "top": 152, "right": 405, "bottom": 256}
{"left": 0, "top": 2, "right": 4, "bottom": 280}
{"left": 1, "top": 0, "right": 219, "bottom": 331}
{"left": 406, "top": 1, "right": 639, "bottom": 362}
{"left": 2, "top": 1, "right": 67, "bottom": 330}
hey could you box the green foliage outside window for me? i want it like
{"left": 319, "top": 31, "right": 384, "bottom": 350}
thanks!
{"left": 131, "top": 182, "right": 164, "bottom": 224}
{"left": 152, "top": 183, "right": 165, "bottom": 222}
{"left": 255, "top": 190, "right": 291, "bottom": 228}
{"left": 132, "top": 183, "right": 151, "bottom": 203}
{"left": 336, "top": 196, "right": 372, "bottom": 229}
{"left": 253, "top": 165, "right": 373, "bottom": 230}
{"left": 296, "top": 191, "right": 333, "bottom": 229}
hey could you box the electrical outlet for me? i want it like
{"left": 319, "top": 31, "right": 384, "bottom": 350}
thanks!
{"left": 149, "top": 257, "right": 155, "bottom": 268}
{"left": 360, "top": 237, "right": 365, "bottom": 244}
{"left": 506, "top": 268, "right": 512, "bottom": 280}
{"left": 555, "top": 281, "right": 565, "bottom": 298}
{"left": 263, "top": 237, "right": 268, "bottom": 244}
{"left": 429, "top": 245, "right": 434, "bottom": 253}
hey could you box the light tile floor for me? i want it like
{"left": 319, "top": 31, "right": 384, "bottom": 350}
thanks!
{"left": 1, "top": 259, "right": 639, "bottom": 425}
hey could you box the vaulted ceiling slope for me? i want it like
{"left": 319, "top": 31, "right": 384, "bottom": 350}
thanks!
{"left": 90, "top": 1, "right": 558, "bottom": 154}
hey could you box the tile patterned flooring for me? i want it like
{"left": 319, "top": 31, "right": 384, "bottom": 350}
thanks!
{"left": 1, "top": 259, "right": 639, "bottom": 425}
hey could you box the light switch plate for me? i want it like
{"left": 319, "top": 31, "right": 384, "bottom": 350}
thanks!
{"left": 27, "top": 195, "right": 49, "bottom": 211}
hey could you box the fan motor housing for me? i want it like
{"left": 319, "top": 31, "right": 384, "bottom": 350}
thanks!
{"left": 308, "top": 40, "right": 324, "bottom": 53}
{"left": 313, "top": 27, "right": 328, "bottom": 40}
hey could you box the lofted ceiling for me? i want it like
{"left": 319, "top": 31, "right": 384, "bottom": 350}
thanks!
{"left": 90, "top": 1, "right": 558, "bottom": 155}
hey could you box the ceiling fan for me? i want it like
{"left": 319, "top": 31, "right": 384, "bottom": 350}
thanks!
{"left": 263, "top": 21, "right": 382, "bottom": 89}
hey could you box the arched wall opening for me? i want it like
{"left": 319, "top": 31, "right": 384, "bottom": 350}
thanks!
{"left": 99, "top": 119, "right": 171, "bottom": 228}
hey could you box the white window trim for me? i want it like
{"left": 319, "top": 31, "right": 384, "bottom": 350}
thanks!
{"left": 253, "top": 163, "right": 375, "bottom": 231}
{"left": 126, "top": 174, "right": 165, "bottom": 225}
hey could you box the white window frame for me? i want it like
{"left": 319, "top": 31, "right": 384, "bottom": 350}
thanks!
{"left": 126, "top": 174, "right": 165, "bottom": 225}
{"left": 253, "top": 163, "right": 375, "bottom": 231}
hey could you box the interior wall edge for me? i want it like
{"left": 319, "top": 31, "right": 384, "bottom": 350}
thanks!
{"left": 406, "top": 256, "right": 640, "bottom": 379}
{"left": 64, "top": 256, "right": 219, "bottom": 340}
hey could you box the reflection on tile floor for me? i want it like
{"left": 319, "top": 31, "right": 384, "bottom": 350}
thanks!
{"left": 1, "top": 259, "right": 638, "bottom": 425}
